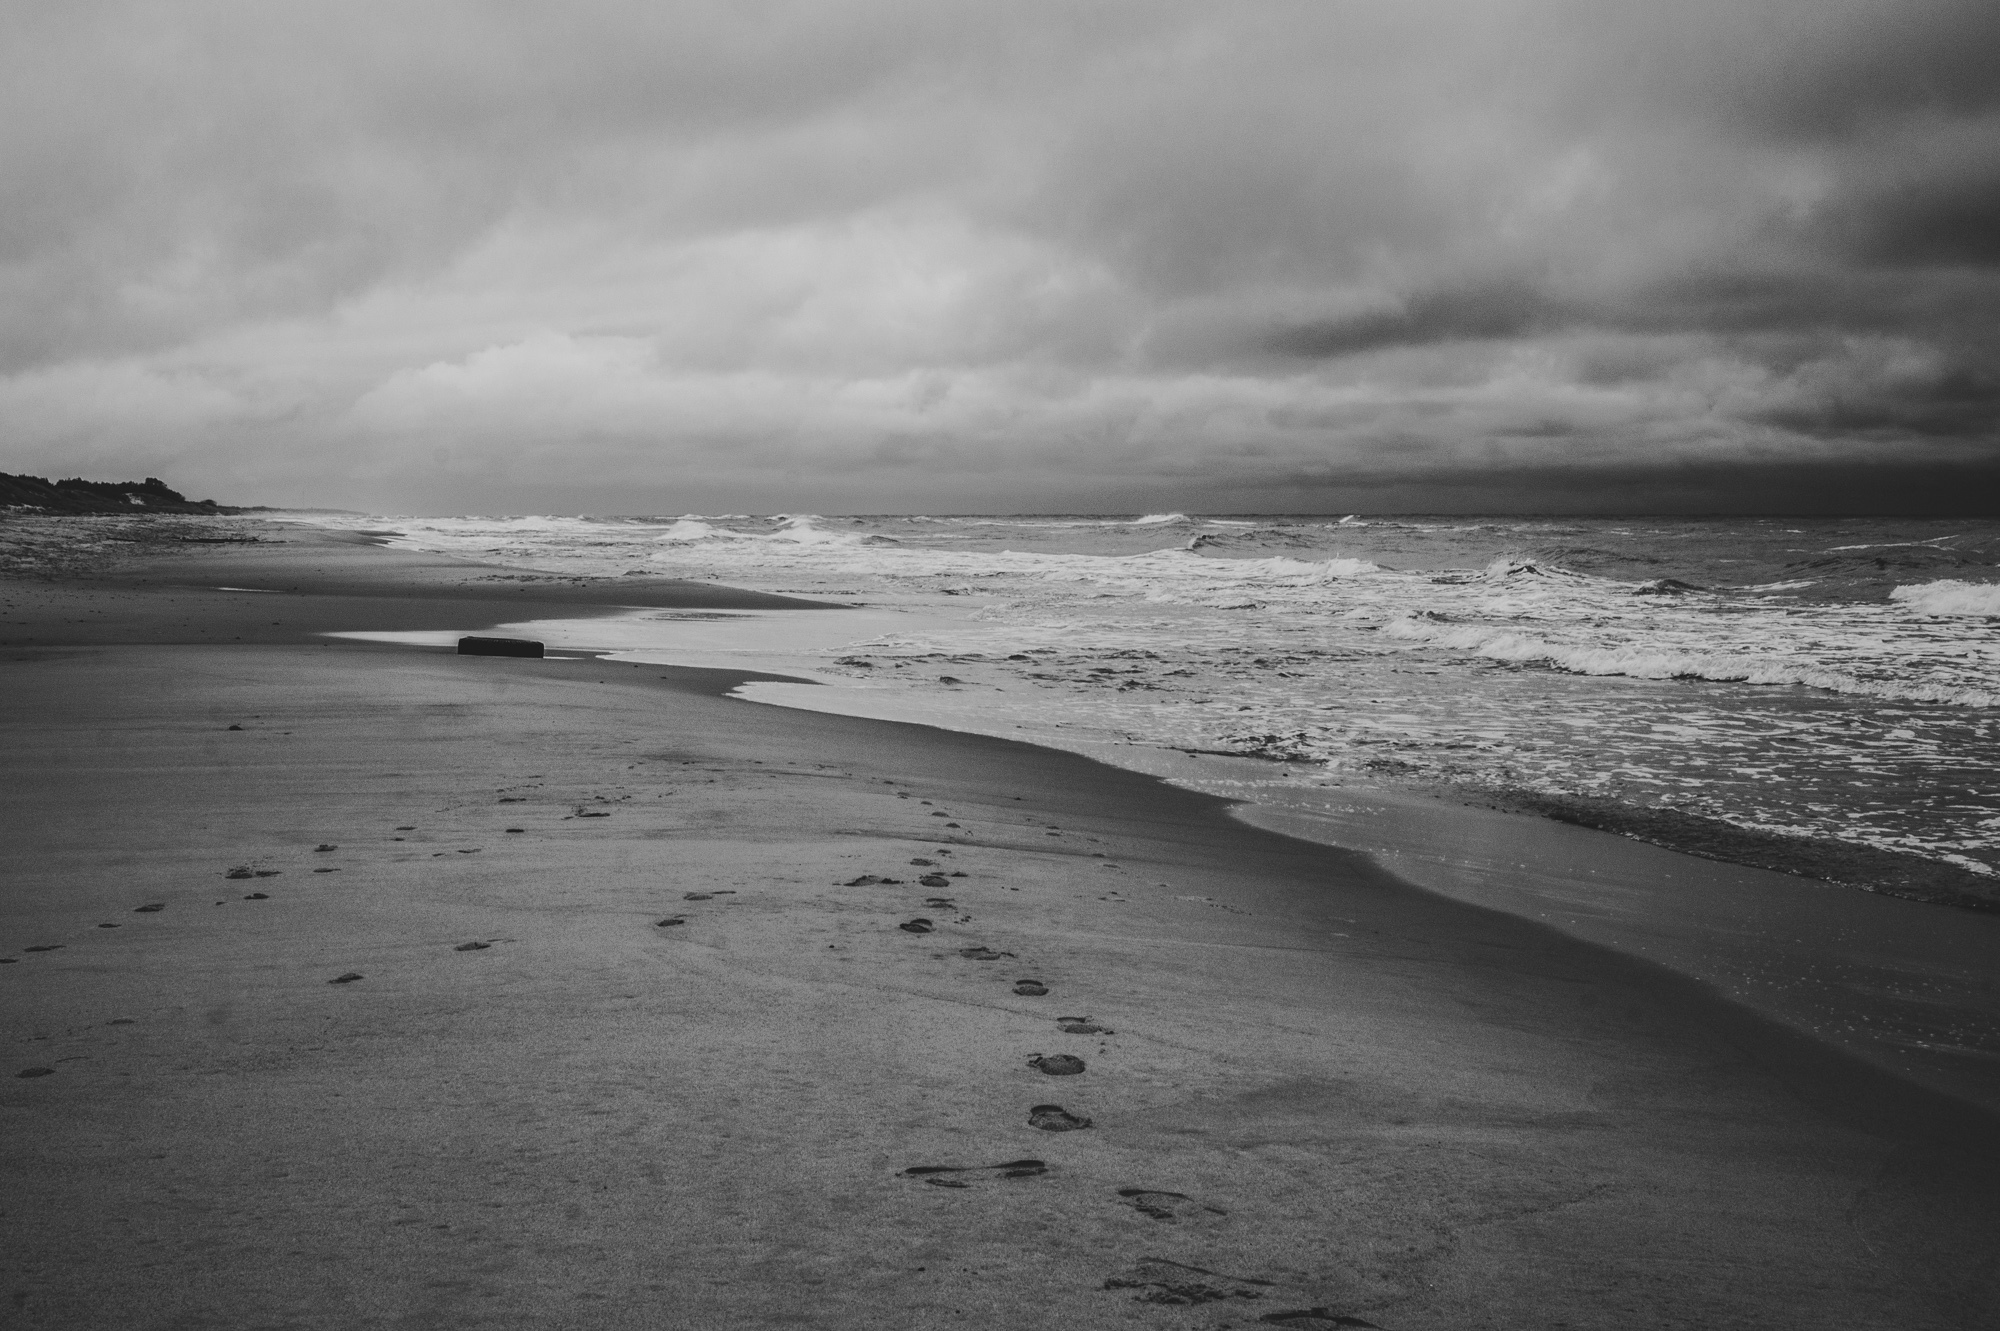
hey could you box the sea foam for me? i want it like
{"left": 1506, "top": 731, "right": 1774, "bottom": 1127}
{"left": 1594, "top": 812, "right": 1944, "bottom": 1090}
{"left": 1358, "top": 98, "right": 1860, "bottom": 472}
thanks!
{"left": 1892, "top": 579, "right": 2000, "bottom": 617}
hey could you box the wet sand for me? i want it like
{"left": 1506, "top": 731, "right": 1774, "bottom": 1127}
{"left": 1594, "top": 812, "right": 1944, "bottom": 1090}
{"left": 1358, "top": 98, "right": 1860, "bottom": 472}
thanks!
{"left": 3, "top": 523, "right": 1997, "bottom": 1329}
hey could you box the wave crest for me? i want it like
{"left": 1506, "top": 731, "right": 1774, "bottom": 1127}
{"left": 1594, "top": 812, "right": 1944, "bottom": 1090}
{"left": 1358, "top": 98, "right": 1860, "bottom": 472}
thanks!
{"left": 1892, "top": 579, "right": 2000, "bottom": 617}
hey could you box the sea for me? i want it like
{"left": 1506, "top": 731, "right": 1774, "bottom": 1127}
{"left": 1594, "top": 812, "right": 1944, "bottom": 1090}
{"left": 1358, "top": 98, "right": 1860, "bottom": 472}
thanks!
{"left": 301, "top": 510, "right": 2000, "bottom": 1106}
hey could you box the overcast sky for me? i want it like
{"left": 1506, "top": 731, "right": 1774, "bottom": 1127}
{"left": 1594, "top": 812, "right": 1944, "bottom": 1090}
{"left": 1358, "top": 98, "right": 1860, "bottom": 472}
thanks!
{"left": 3, "top": 0, "right": 1996, "bottom": 513}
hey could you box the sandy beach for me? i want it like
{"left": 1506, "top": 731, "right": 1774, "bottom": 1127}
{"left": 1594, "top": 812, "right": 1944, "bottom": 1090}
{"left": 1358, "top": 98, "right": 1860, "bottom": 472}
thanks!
{"left": 4, "top": 523, "right": 1997, "bottom": 1330}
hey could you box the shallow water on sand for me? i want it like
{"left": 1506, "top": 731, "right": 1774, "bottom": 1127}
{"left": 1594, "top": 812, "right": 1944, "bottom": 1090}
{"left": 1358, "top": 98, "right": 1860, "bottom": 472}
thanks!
{"left": 301, "top": 510, "right": 2000, "bottom": 897}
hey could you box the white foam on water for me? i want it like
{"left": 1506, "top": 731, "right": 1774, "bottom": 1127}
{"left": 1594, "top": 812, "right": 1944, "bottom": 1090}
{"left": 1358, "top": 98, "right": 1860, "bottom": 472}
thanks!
{"left": 1892, "top": 579, "right": 2000, "bottom": 618}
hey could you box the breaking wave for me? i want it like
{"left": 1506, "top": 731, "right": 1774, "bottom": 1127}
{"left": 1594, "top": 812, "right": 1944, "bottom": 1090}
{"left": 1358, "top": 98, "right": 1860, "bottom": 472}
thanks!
{"left": 1892, "top": 579, "right": 2000, "bottom": 618}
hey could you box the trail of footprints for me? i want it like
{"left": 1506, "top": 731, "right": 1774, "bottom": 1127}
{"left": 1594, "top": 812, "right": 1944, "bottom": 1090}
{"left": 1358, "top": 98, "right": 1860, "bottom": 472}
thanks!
{"left": 871, "top": 801, "right": 1381, "bottom": 1327}
{"left": 5, "top": 783, "right": 1379, "bottom": 1324}
{"left": 4, "top": 820, "right": 521, "bottom": 1074}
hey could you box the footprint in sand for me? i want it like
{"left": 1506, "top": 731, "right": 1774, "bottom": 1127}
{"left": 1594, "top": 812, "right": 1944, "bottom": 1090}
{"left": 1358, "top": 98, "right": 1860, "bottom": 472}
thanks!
{"left": 1258, "top": 1310, "right": 1383, "bottom": 1328}
{"left": 901, "top": 1159, "right": 1047, "bottom": 1188}
{"left": 918, "top": 874, "right": 952, "bottom": 888}
{"left": 1014, "top": 980, "right": 1049, "bottom": 996}
{"left": 1115, "top": 1188, "right": 1228, "bottom": 1222}
{"left": 1101, "top": 1258, "right": 1272, "bottom": 1306}
{"left": 243, "top": 893, "right": 269, "bottom": 900}
{"left": 959, "top": 946, "right": 1012, "bottom": 961}
{"left": 97, "top": 923, "right": 119, "bottom": 929}
{"left": 224, "top": 868, "right": 256, "bottom": 880}
{"left": 314, "top": 844, "right": 337, "bottom": 852}
{"left": 899, "top": 918, "right": 936, "bottom": 934}
{"left": 1028, "top": 1053, "right": 1086, "bottom": 1076}
{"left": 656, "top": 917, "right": 686, "bottom": 927}
{"left": 328, "top": 972, "right": 364, "bottom": 984}
{"left": 1028, "top": 1104, "right": 1092, "bottom": 1131}
{"left": 1060, "top": 1020, "right": 1113, "bottom": 1034}
{"left": 909, "top": 858, "right": 936, "bottom": 866}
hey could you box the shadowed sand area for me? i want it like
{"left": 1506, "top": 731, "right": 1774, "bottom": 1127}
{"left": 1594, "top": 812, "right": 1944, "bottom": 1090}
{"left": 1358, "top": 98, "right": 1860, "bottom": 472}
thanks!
{"left": 3, "top": 523, "right": 1997, "bottom": 1329}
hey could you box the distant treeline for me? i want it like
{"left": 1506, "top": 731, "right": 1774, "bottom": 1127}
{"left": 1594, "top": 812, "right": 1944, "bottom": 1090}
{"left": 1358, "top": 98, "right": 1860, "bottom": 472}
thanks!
{"left": 0, "top": 471, "right": 239, "bottom": 514}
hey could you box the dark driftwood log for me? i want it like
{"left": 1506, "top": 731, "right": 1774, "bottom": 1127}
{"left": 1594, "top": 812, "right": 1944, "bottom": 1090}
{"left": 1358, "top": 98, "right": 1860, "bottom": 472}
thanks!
{"left": 457, "top": 636, "right": 544, "bottom": 658}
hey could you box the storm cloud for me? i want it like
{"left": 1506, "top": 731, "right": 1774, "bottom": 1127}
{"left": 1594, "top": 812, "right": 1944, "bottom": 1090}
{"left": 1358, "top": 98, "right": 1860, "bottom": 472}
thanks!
{"left": 2, "top": 0, "right": 1995, "bottom": 512}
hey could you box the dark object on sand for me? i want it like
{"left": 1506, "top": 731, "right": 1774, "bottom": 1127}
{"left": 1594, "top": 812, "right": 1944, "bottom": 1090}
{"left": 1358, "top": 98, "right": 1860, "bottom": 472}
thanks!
{"left": 656, "top": 917, "right": 685, "bottom": 927}
{"left": 1029, "top": 1053, "right": 1086, "bottom": 1075}
{"left": 458, "top": 636, "right": 544, "bottom": 658}
{"left": 899, "top": 918, "right": 935, "bottom": 933}
{"left": 98, "top": 923, "right": 120, "bottom": 928}
{"left": 505, "top": 827, "right": 524, "bottom": 833}
{"left": 329, "top": 972, "right": 364, "bottom": 984}
{"left": 243, "top": 892, "right": 268, "bottom": 900}
{"left": 24, "top": 945, "right": 62, "bottom": 953}
{"left": 454, "top": 941, "right": 490, "bottom": 951}
{"left": 224, "top": 867, "right": 255, "bottom": 879}
{"left": 17, "top": 1067, "right": 55, "bottom": 1078}
{"left": 575, "top": 810, "right": 610, "bottom": 818}
{"left": 1260, "top": 1311, "right": 1381, "bottom": 1327}
{"left": 314, "top": 843, "right": 337, "bottom": 852}
{"left": 1028, "top": 1104, "right": 1091, "bottom": 1131}
{"left": 1014, "top": 981, "right": 1049, "bottom": 996}
{"left": 227, "top": 724, "right": 242, "bottom": 730}
{"left": 134, "top": 903, "right": 165, "bottom": 912}
{"left": 683, "top": 892, "right": 713, "bottom": 901}
{"left": 909, "top": 857, "right": 936, "bottom": 866}
{"left": 918, "top": 873, "right": 951, "bottom": 888}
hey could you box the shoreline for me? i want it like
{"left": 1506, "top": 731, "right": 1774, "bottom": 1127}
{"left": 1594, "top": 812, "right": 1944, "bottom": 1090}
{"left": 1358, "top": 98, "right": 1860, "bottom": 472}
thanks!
{"left": 5, "top": 519, "right": 1999, "bottom": 1327}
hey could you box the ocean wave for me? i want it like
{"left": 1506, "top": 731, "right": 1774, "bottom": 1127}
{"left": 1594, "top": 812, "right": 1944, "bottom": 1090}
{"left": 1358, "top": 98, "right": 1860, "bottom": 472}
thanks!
{"left": 1378, "top": 614, "right": 1998, "bottom": 706}
{"left": 1131, "top": 512, "right": 1190, "bottom": 525}
{"left": 653, "top": 519, "right": 745, "bottom": 542}
{"left": 1892, "top": 579, "right": 2000, "bottom": 617}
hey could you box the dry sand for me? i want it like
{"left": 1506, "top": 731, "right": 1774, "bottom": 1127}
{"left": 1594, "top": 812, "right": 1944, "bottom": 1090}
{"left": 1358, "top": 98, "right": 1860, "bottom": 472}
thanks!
{"left": 3, "top": 524, "right": 1997, "bottom": 1329}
